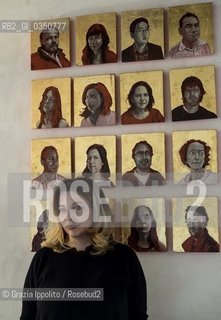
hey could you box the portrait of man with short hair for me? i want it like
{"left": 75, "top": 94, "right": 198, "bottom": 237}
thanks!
{"left": 121, "top": 133, "right": 165, "bottom": 187}
{"left": 170, "top": 65, "right": 217, "bottom": 122}
{"left": 31, "top": 138, "right": 71, "bottom": 190}
{"left": 31, "top": 18, "right": 71, "bottom": 70}
{"left": 169, "top": 3, "right": 213, "bottom": 58}
{"left": 121, "top": 9, "right": 164, "bottom": 62}
{"left": 172, "top": 197, "right": 219, "bottom": 253}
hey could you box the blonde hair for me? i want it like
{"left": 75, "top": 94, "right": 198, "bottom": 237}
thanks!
{"left": 41, "top": 178, "right": 115, "bottom": 255}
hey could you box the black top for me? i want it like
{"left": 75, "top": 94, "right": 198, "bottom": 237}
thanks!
{"left": 172, "top": 105, "right": 217, "bottom": 121}
{"left": 122, "top": 42, "right": 163, "bottom": 62}
{"left": 20, "top": 242, "right": 148, "bottom": 320}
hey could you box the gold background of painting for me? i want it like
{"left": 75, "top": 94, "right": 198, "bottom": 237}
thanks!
{"left": 32, "top": 78, "right": 71, "bottom": 128}
{"left": 172, "top": 197, "right": 219, "bottom": 252}
{"left": 30, "top": 17, "right": 70, "bottom": 61}
{"left": 75, "top": 13, "right": 117, "bottom": 65}
{"left": 74, "top": 135, "right": 116, "bottom": 184}
{"left": 30, "top": 200, "right": 48, "bottom": 251}
{"left": 32, "top": 138, "right": 71, "bottom": 177}
{"left": 121, "top": 8, "right": 164, "bottom": 54}
{"left": 172, "top": 130, "right": 217, "bottom": 182}
{"left": 120, "top": 71, "right": 164, "bottom": 116}
{"left": 170, "top": 65, "right": 216, "bottom": 113}
{"left": 121, "top": 133, "right": 165, "bottom": 176}
{"left": 74, "top": 74, "right": 115, "bottom": 127}
{"left": 169, "top": 2, "right": 214, "bottom": 53}
{"left": 121, "top": 197, "right": 166, "bottom": 248}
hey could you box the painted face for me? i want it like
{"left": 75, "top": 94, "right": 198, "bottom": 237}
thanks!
{"left": 179, "top": 16, "right": 200, "bottom": 44}
{"left": 132, "top": 85, "right": 150, "bottom": 111}
{"left": 85, "top": 88, "right": 102, "bottom": 113}
{"left": 40, "top": 31, "right": 59, "bottom": 54}
{"left": 58, "top": 191, "right": 93, "bottom": 239}
{"left": 87, "top": 148, "right": 103, "bottom": 174}
{"left": 88, "top": 33, "right": 103, "bottom": 52}
{"left": 41, "top": 149, "right": 59, "bottom": 173}
{"left": 132, "top": 21, "right": 150, "bottom": 45}
{"left": 186, "top": 142, "right": 205, "bottom": 170}
{"left": 135, "top": 206, "right": 152, "bottom": 234}
{"left": 183, "top": 85, "right": 201, "bottom": 107}
{"left": 43, "top": 90, "right": 54, "bottom": 113}
{"left": 186, "top": 209, "right": 207, "bottom": 238}
{"left": 133, "top": 143, "right": 152, "bottom": 171}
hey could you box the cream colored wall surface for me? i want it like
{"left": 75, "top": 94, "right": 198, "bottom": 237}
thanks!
{"left": 0, "top": 0, "right": 221, "bottom": 319}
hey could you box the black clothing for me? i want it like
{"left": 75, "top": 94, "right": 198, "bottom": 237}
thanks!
{"left": 122, "top": 42, "right": 163, "bottom": 62}
{"left": 122, "top": 167, "right": 166, "bottom": 187}
{"left": 172, "top": 105, "right": 217, "bottom": 121}
{"left": 20, "top": 242, "right": 148, "bottom": 320}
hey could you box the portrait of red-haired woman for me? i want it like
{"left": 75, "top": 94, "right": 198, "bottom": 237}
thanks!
{"left": 81, "top": 23, "right": 117, "bottom": 65}
{"left": 80, "top": 82, "right": 115, "bottom": 127}
{"left": 37, "top": 86, "right": 69, "bottom": 128}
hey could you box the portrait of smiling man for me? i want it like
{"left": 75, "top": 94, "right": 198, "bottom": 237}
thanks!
{"left": 169, "top": 12, "right": 211, "bottom": 58}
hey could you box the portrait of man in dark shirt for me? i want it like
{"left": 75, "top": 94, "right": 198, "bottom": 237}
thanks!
{"left": 172, "top": 76, "right": 217, "bottom": 122}
{"left": 121, "top": 17, "right": 163, "bottom": 62}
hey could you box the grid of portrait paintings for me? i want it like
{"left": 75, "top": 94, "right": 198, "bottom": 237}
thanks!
{"left": 30, "top": 2, "right": 220, "bottom": 254}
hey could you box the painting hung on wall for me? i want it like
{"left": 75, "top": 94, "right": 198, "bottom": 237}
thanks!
{"left": 121, "top": 8, "right": 164, "bottom": 62}
{"left": 75, "top": 135, "right": 116, "bottom": 185}
{"left": 32, "top": 77, "right": 71, "bottom": 129}
{"left": 30, "top": 17, "right": 71, "bottom": 70}
{"left": 169, "top": 2, "right": 214, "bottom": 58}
{"left": 30, "top": 200, "right": 49, "bottom": 252}
{"left": 120, "top": 70, "right": 164, "bottom": 124}
{"left": 75, "top": 12, "right": 117, "bottom": 65}
{"left": 172, "top": 129, "right": 217, "bottom": 184}
{"left": 31, "top": 137, "right": 71, "bottom": 190}
{"left": 172, "top": 197, "right": 219, "bottom": 252}
{"left": 121, "top": 197, "right": 167, "bottom": 252}
{"left": 121, "top": 133, "right": 166, "bottom": 187}
{"left": 170, "top": 65, "right": 217, "bottom": 122}
{"left": 74, "top": 74, "right": 115, "bottom": 127}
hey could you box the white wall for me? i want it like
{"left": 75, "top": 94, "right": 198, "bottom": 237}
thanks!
{"left": 0, "top": 0, "right": 221, "bottom": 319}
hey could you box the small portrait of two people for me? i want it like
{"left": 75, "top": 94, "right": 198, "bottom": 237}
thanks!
{"left": 169, "top": 2, "right": 213, "bottom": 58}
{"left": 173, "top": 130, "right": 218, "bottom": 185}
{"left": 173, "top": 197, "right": 219, "bottom": 252}
{"left": 170, "top": 65, "right": 217, "bottom": 122}
{"left": 121, "top": 198, "right": 166, "bottom": 252}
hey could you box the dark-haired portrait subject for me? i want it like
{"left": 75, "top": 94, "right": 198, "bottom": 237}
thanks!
{"left": 32, "top": 146, "right": 65, "bottom": 189}
{"left": 82, "top": 23, "right": 117, "bottom": 65}
{"left": 121, "top": 81, "right": 164, "bottom": 124}
{"left": 122, "top": 140, "right": 165, "bottom": 186}
{"left": 178, "top": 139, "right": 217, "bottom": 184}
{"left": 31, "top": 27, "right": 71, "bottom": 70}
{"left": 169, "top": 12, "right": 211, "bottom": 58}
{"left": 127, "top": 205, "right": 166, "bottom": 252}
{"left": 36, "top": 86, "right": 69, "bottom": 128}
{"left": 31, "top": 210, "right": 49, "bottom": 252}
{"left": 182, "top": 206, "right": 219, "bottom": 252}
{"left": 81, "top": 144, "right": 113, "bottom": 185}
{"left": 122, "top": 17, "right": 163, "bottom": 62}
{"left": 172, "top": 76, "right": 217, "bottom": 122}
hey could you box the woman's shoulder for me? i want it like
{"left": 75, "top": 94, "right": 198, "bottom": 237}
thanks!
{"left": 59, "top": 118, "right": 69, "bottom": 127}
{"left": 110, "top": 241, "right": 138, "bottom": 258}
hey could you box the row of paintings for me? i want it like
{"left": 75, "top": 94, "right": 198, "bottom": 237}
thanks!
{"left": 31, "top": 130, "right": 218, "bottom": 189}
{"left": 32, "top": 66, "right": 217, "bottom": 128}
{"left": 30, "top": 3, "right": 214, "bottom": 70}
{"left": 30, "top": 196, "right": 219, "bottom": 253}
